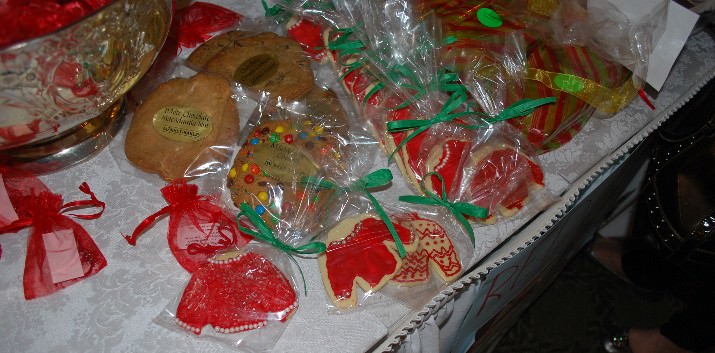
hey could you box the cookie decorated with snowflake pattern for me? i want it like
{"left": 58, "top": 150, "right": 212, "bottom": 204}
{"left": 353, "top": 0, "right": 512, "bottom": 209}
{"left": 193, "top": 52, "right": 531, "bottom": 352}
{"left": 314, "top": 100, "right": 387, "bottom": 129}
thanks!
{"left": 390, "top": 214, "right": 462, "bottom": 286}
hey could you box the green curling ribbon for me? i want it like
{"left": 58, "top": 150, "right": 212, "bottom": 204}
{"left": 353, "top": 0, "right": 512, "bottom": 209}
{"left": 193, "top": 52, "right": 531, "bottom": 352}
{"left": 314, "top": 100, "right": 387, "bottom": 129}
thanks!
{"left": 398, "top": 172, "right": 487, "bottom": 244}
{"left": 236, "top": 202, "right": 326, "bottom": 294}
{"left": 386, "top": 90, "right": 476, "bottom": 161}
{"left": 484, "top": 97, "right": 557, "bottom": 124}
{"left": 262, "top": 0, "right": 290, "bottom": 23}
{"left": 302, "top": 169, "right": 407, "bottom": 258}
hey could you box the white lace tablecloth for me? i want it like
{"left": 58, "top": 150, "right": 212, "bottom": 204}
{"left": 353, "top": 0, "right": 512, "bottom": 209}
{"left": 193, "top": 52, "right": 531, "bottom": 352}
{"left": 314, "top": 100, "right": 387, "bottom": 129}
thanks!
{"left": 1, "top": 2, "right": 714, "bottom": 352}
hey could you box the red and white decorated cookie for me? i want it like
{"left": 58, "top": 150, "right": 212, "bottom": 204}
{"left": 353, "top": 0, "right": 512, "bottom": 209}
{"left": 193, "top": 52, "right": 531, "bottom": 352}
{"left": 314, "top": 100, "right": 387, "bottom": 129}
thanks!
{"left": 318, "top": 215, "right": 416, "bottom": 309}
{"left": 391, "top": 214, "right": 462, "bottom": 286}
{"left": 175, "top": 251, "right": 297, "bottom": 335}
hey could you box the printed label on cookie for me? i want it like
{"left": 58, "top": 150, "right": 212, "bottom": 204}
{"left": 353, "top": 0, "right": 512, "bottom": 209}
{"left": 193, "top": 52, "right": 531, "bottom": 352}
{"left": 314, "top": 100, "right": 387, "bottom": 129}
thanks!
{"left": 252, "top": 143, "right": 318, "bottom": 183}
{"left": 233, "top": 54, "right": 279, "bottom": 86}
{"left": 152, "top": 106, "right": 214, "bottom": 142}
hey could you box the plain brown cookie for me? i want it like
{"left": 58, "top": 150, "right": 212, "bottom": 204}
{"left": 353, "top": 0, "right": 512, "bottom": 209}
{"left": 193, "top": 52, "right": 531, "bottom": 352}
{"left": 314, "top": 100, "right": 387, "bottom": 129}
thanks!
{"left": 186, "top": 31, "right": 278, "bottom": 69}
{"left": 203, "top": 34, "right": 314, "bottom": 101}
{"left": 125, "top": 73, "right": 240, "bottom": 181}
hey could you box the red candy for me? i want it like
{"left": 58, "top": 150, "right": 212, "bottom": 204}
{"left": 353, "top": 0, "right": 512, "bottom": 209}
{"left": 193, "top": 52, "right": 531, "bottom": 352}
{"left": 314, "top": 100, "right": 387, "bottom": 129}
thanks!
{"left": 284, "top": 134, "right": 294, "bottom": 144}
{"left": 244, "top": 174, "right": 254, "bottom": 184}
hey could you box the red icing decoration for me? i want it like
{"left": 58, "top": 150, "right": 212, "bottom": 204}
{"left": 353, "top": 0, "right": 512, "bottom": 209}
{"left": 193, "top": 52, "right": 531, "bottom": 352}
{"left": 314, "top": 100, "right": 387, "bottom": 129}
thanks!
{"left": 287, "top": 17, "right": 325, "bottom": 61}
{"left": 321, "top": 217, "right": 413, "bottom": 307}
{"left": 469, "top": 147, "right": 544, "bottom": 214}
{"left": 175, "top": 252, "right": 297, "bottom": 335}
{"left": 392, "top": 215, "right": 461, "bottom": 285}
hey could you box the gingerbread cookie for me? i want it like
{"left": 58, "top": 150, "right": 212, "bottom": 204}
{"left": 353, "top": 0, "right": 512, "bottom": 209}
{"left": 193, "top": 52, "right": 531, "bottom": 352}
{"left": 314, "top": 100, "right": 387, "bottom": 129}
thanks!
{"left": 391, "top": 214, "right": 462, "bottom": 286}
{"left": 226, "top": 117, "right": 344, "bottom": 227}
{"left": 125, "top": 73, "right": 240, "bottom": 181}
{"left": 175, "top": 250, "right": 298, "bottom": 335}
{"left": 201, "top": 32, "right": 314, "bottom": 101}
{"left": 318, "top": 215, "right": 416, "bottom": 309}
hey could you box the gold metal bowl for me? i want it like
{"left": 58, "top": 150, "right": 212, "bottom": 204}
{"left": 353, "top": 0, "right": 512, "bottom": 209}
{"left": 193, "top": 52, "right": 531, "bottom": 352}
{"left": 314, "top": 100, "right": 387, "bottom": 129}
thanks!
{"left": 0, "top": 0, "right": 172, "bottom": 173}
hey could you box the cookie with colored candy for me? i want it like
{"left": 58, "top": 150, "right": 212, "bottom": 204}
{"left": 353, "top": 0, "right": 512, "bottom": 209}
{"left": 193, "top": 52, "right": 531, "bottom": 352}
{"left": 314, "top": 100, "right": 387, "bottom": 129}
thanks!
{"left": 202, "top": 32, "right": 314, "bottom": 101}
{"left": 391, "top": 214, "right": 462, "bottom": 286}
{"left": 175, "top": 250, "right": 298, "bottom": 335}
{"left": 319, "top": 215, "right": 416, "bottom": 309}
{"left": 125, "top": 72, "right": 240, "bottom": 181}
{"left": 226, "top": 117, "right": 343, "bottom": 227}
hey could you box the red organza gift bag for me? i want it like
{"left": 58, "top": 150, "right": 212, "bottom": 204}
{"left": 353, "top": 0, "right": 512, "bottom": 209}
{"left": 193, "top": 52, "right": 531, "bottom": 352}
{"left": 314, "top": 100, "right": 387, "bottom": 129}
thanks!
{"left": 123, "top": 180, "right": 251, "bottom": 273}
{"left": 0, "top": 181, "right": 107, "bottom": 300}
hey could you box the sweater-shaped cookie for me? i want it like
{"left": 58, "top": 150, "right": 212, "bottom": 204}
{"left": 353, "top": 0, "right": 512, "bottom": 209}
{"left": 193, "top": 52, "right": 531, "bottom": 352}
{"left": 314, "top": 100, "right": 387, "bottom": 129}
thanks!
{"left": 318, "top": 215, "right": 415, "bottom": 309}
{"left": 391, "top": 214, "right": 462, "bottom": 285}
{"left": 175, "top": 251, "right": 297, "bottom": 335}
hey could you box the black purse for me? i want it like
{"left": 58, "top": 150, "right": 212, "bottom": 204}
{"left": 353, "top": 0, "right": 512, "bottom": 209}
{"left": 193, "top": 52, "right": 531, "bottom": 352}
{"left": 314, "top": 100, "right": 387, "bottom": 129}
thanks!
{"left": 638, "top": 79, "right": 715, "bottom": 276}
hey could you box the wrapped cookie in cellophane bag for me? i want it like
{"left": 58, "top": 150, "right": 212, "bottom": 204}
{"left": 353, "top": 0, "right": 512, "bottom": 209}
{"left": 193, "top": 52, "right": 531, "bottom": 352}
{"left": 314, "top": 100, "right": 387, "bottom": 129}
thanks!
{"left": 300, "top": 169, "right": 415, "bottom": 312}
{"left": 224, "top": 89, "right": 378, "bottom": 247}
{"left": 185, "top": 28, "right": 316, "bottom": 103}
{"left": 378, "top": 203, "right": 478, "bottom": 309}
{"left": 155, "top": 243, "right": 304, "bottom": 351}
{"left": 118, "top": 69, "right": 247, "bottom": 184}
{"left": 121, "top": 179, "right": 252, "bottom": 273}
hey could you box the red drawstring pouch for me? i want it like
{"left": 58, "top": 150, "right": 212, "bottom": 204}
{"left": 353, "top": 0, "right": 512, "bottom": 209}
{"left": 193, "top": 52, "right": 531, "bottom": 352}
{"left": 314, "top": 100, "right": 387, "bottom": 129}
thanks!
{"left": 0, "top": 181, "right": 107, "bottom": 300}
{"left": 123, "top": 180, "right": 251, "bottom": 273}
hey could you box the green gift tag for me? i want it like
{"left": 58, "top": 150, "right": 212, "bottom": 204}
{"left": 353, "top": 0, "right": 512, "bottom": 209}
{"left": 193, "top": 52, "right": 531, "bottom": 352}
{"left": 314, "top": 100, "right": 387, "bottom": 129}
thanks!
{"left": 477, "top": 8, "right": 503, "bottom": 28}
{"left": 554, "top": 74, "right": 586, "bottom": 93}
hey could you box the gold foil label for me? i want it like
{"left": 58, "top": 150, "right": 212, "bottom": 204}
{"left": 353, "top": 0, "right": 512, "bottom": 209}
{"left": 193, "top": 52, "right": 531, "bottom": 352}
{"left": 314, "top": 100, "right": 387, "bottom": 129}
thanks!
{"left": 252, "top": 143, "right": 318, "bottom": 182}
{"left": 233, "top": 54, "right": 279, "bottom": 86}
{"left": 152, "top": 106, "right": 213, "bottom": 142}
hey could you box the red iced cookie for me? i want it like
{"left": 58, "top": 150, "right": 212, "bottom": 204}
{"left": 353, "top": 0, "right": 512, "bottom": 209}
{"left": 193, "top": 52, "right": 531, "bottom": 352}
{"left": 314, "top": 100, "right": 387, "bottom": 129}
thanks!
{"left": 319, "top": 215, "right": 415, "bottom": 309}
{"left": 175, "top": 251, "right": 298, "bottom": 335}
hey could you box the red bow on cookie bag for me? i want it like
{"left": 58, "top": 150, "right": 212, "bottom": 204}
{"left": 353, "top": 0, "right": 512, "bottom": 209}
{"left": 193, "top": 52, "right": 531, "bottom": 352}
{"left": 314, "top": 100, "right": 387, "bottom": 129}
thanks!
{"left": 123, "top": 179, "right": 251, "bottom": 273}
{"left": 0, "top": 179, "right": 107, "bottom": 300}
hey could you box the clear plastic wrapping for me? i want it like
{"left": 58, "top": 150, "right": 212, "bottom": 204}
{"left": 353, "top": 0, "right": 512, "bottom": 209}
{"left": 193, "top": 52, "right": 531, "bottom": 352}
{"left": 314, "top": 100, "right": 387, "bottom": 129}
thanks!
{"left": 156, "top": 244, "right": 300, "bottom": 351}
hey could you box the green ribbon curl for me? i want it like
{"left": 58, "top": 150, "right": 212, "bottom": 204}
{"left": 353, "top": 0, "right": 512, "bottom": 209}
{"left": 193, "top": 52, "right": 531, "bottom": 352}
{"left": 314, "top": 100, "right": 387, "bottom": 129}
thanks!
{"left": 236, "top": 202, "right": 326, "bottom": 294}
{"left": 398, "top": 172, "right": 487, "bottom": 244}
{"left": 386, "top": 90, "right": 476, "bottom": 161}
{"left": 302, "top": 169, "right": 407, "bottom": 258}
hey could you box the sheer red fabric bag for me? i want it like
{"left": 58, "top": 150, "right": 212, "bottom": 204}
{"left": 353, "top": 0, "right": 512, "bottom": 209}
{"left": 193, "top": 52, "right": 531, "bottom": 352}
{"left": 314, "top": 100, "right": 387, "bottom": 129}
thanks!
{"left": 123, "top": 180, "right": 251, "bottom": 273}
{"left": 0, "top": 177, "right": 107, "bottom": 300}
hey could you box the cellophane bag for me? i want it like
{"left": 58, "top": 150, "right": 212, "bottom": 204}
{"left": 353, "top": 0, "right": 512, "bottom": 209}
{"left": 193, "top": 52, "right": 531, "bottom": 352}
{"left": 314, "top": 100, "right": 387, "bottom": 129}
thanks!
{"left": 122, "top": 179, "right": 252, "bottom": 273}
{"left": 223, "top": 88, "right": 378, "bottom": 247}
{"left": 156, "top": 243, "right": 300, "bottom": 352}
{"left": 116, "top": 2, "right": 249, "bottom": 184}
{"left": 427, "top": 0, "right": 658, "bottom": 153}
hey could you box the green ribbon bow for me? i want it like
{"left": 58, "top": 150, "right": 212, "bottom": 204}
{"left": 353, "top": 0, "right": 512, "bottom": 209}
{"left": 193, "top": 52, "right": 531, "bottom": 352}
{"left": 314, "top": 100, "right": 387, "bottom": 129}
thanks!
{"left": 236, "top": 202, "right": 326, "bottom": 294}
{"left": 399, "top": 172, "right": 488, "bottom": 244}
{"left": 302, "top": 169, "right": 407, "bottom": 258}
{"left": 386, "top": 89, "right": 476, "bottom": 161}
